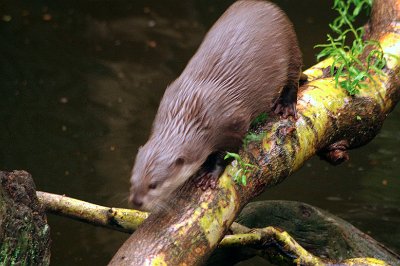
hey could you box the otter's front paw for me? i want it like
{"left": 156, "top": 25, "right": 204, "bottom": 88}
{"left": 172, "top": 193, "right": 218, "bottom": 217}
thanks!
{"left": 195, "top": 172, "right": 219, "bottom": 191}
{"left": 273, "top": 102, "right": 298, "bottom": 119}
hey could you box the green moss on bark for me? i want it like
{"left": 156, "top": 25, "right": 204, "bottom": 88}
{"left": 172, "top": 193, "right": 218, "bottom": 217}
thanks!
{"left": 0, "top": 171, "right": 51, "bottom": 265}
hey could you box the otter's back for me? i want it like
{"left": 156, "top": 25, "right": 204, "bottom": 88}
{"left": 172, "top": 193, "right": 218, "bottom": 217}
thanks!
{"left": 183, "top": 1, "right": 299, "bottom": 101}
{"left": 154, "top": 0, "right": 301, "bottom": 144}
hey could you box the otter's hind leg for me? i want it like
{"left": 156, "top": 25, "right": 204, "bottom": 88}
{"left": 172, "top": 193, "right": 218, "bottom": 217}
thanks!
{"left": 273, "top": 45, "right": 303, "bottom": 119}
{"left": 273, "top": 80, "right": 299, "bottom": 119}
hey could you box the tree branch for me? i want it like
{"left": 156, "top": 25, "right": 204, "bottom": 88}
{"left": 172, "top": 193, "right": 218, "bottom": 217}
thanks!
{"left": 38, "top": 192, "right": 398, "bottom": 265}
{"left": 108, "top": 0, "right": 400, "bottom": 264}
{"left": 36, "top": 191, "right": 148, "bottom": 233}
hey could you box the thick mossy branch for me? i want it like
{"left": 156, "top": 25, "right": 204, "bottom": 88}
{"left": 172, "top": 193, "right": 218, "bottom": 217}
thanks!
{"left": 109, "top": 0, "right": 400, "bottom": 265}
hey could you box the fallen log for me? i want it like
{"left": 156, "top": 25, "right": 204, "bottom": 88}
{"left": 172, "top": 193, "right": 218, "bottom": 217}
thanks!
{"left": 211, "top": 201, "right": 400, "bottom": 265}
{"left": 0, "top": 171, "right": 51, "bottom": 265}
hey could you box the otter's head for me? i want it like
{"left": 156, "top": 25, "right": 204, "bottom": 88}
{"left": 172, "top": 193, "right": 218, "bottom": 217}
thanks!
{"left": 129, "top": 139, "right": 208, "bottom": 211}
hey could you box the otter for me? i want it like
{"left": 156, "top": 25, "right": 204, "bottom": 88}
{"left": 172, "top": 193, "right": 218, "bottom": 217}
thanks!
{"left": 129, "top": 0, "right": 302, "bottom": 211}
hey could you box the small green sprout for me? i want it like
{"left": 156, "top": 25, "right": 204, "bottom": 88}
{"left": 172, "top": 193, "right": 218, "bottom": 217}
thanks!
{"left": 315, "top": 0, "right": 390, "bottom": 95}
{"left": 225, "top": 112, "right": 267, "bottom": 185}
{"left": 224, "top": 152, "right": 257, "bottom": 186}
{"left": 244, "top": 113, "right": 268, "bottom": 147}
{"left": 250, "top": 112, "right": 268, "bottom": 127}
{"left": 356, "top": 115, "right": 362, "bottom": 121}
{"left": 243, "top": 132, "right": 266, "bottom": 148}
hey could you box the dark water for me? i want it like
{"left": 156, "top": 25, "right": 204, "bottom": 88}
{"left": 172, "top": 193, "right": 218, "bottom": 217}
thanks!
{"left": 0, "top": 0, "right": 398, "bottom": 265}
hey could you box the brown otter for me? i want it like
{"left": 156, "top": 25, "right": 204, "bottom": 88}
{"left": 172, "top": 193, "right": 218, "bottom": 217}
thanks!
{"left": 129, "top": 0, "right": 302, "bottom": 211}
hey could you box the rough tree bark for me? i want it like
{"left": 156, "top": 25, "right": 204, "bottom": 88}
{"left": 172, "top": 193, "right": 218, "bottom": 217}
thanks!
{"left": 109, "top": 0, "right": 400, "bottom": 265}
{"left": 215, "top": 201, "right": 400, "bottom": 265}
{"left": 37, "top": 191, "right": 400, "bottom": 265}
{"left": 0, "top": 171, "right": 51, "bottom": 265}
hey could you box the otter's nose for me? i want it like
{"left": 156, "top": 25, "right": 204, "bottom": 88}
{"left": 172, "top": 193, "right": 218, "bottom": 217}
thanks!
{"left": 131, "top": 195, "right": 143, "bottom": 208}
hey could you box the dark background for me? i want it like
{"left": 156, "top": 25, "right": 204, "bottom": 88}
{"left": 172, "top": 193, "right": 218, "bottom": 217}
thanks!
{"left": 1, "top": 0, "right": 399, "bottom": 265}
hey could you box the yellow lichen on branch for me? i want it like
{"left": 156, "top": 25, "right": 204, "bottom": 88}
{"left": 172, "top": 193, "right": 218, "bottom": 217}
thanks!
{"left": 37, "top": 191, "right": 148, "bottom": 232}
{"left": 108, "top": 0, "right": 400, "bottom": 264}
{"left": 37, "top": 192, "right": 395, "bottom": 265}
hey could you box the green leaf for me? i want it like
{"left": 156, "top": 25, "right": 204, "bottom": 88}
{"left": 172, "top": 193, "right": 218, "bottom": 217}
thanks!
{"left": 314, "top": 0, "right": 384, "bottom": 95}
{"left": 224, "top": 152, "right": 240, "bottom": 161}
{"left": 241, "top": 175, "right": 247, "bottom": 186}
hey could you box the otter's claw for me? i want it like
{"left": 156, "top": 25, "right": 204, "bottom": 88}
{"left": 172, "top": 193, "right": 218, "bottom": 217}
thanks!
{"left": 273, "top": 102, "right": 298, "bottom": 119}
{"left": 193, "top": 151, "right": 226, "bottom": 190}
{"left": 195, "top": 172, "right": 219, "bottom": 191}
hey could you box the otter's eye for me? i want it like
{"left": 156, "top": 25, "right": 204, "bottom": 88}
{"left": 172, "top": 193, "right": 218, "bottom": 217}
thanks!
{"left": 148, "top": 182, "right": 158, "bottom": 190}
{"left": 175, "top": 157, "right": 185, "bottom": 166}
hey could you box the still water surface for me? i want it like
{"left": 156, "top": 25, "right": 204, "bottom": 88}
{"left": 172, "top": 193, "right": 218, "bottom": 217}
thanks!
{"left": 1, "top": 0, "right": 399, "bottom": 265}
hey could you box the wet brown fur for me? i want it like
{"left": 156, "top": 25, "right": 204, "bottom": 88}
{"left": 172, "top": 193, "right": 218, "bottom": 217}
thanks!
{"left": 130, "top": 0, "right": 302, "bottom": 211}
